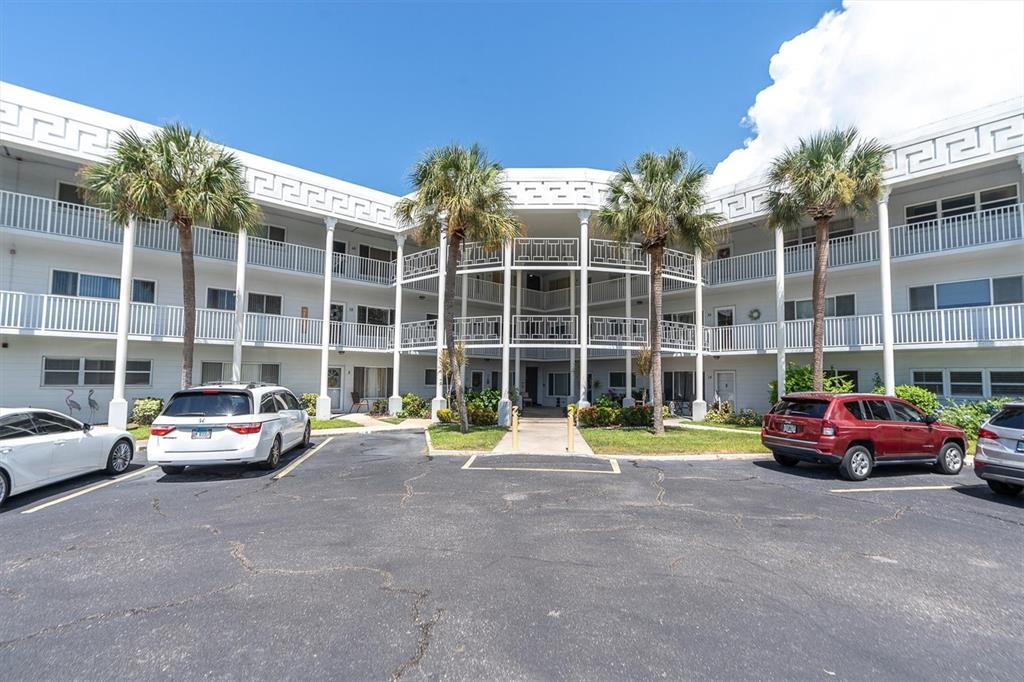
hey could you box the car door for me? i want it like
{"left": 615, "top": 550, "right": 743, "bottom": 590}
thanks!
{"left": 33, "top": 411, "right": 96, "bottom": 478}
{"left": 861, "top": 399, "right": 901, "bottom": 459}
{"left": 887, "top": 400, "right": 936, "bottom": 458}
{"left": 275, "top": 392, "right": 303, "bottom": 447}
{"left": 0, "top": 413, "right": 54, "bottom": 493}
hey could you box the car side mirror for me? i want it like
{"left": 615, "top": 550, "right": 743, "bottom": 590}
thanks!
{"left": 82, "top": 423, "right": 93, "bottom": 432}
{"left": 924, "top": 414, "right": 938, "bottom": 425}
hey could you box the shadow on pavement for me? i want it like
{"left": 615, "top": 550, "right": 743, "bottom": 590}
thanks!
{"left": 952, "top": 484, "right": 1024, "bottom": 508}
{"left": 0, "top": 462, "right": 151, "bottom": 514}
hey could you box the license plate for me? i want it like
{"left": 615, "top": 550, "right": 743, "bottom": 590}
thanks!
{"left": 1017, "top": 440, "right": 1024, "bottom": 454}
{"left": 782, "top": 423, "right": 797, "bottom": 434}
{"left": 192, "top": 428, "right": 212, "bottom": 440}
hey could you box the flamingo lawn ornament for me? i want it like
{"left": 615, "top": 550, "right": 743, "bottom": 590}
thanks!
{"left": 88, "top": 389, "right": 100, "bottom": 422}
{"left": 65, "top": 389, "right": 81, "bottom": 416}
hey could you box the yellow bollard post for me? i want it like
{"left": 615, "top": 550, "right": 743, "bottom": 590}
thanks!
{"left": 566, "top": 404, "right": 576, "bottom": 453}
{"left": 511, "top": 405, "right": 519, "bottom": 452}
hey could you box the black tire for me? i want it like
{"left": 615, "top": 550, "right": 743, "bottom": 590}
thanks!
{"left": 987, "top": 480, "right": 1023, "bottom": 497}
{"left": 0, "top": 470, "right": 9, "bottom": 507}
{"left": 935, "top": 441, "right": 964, "bottom": 475}
{"left": 260, "top": 437, "right": 282, "bottom": 470}
{"left": 301, "top": 423, "right": 311, "bottom": 448}
{"left": 773, "top": 451, "right": 800, "bottom": 468}
{"left": 160, "top": 465, "right": 186, "bottom": 475}
{"left": 105, "top": 439, "right": 134, "bottom": 475}
{"left": 840, "top": 445, "right": 874, "bottom": 481}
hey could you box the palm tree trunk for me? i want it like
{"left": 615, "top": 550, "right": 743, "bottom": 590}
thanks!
{"left": 178, "top": 221, "right": 197, "bottom": 389}
{"left": 811, "top": 217, "right": 831, "bottom": 391}
{"left": 650, "top": 244, "right": 665, "bottom": 435}
{"left": 444, "top": 233, "right": 469, "bottom": 433}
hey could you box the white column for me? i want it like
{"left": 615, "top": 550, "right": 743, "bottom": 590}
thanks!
{"left": 515, "top": 270, "right": 522, "bottom": 406}
{"left": 878, "top": 189, "right": 896, "bottom": 396}
{"left": 460, "top": 272, "right": 468, "bottom": 390}
{"left": 774, "top": 225, "right": 786, "bottom": 401}
{"left": 569, "top": 270, "right": 576, "bottom": 407}
{"left": 108, "top": 217, "right": 136, "bottom": 429}
{"left": 577, "top": 210, "right": 591, "bottom": 408}
{"left": 316, "top": 218, "right": 337, "bottom": 420}
{"left": 692, "top": 251, "right": 706, "bottom": 421}
{"left": 389, "top": 234, "right": 407, "bottom": 415}
{"left": 430, "top": 228, "right": 448, "bottom": 420}
{"left": 498, "top": 240, "right": 513, "bottom": 425}
{"left": 231, "top": 228, "right": 248, "bottom": 382}
{"left": 623, "top": 273, "right": 635, "bottom": 407}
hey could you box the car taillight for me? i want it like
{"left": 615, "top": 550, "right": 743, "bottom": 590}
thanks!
{"left": 977, "top": 428, "right": 998, "bottom": 441}
{"left": 822, "top": 420, "right": 837, "bottom": 437}
{"left": 150, "top": 425, "right": 176, "bottom": 437}
{"left": 227, "top": 422, "right": 263, "bottom": 435}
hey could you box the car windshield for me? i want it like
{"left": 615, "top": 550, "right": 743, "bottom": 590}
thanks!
{"left": 772, "top": 399, "right": 829, "bottom": 418}
{"left": 162, "top": 391, "right": 252, "bottom": 417}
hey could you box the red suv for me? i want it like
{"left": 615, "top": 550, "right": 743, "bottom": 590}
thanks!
{"left": 761, "top": 392, "right": 967, "bottom": 481}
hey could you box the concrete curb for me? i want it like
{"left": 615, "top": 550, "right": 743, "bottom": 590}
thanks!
{"left": 423, "top": 430, "right": 490, "bottom": 457}
{"left": 312, "top": 426, "right": 425, "bottom": 436}
{"left": 593, "top": 452, "right": 769, "bottom": 462}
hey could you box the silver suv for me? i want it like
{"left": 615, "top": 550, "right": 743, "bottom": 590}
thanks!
{"left": 974, "top": 402, "right": 1024, "bottom": 497}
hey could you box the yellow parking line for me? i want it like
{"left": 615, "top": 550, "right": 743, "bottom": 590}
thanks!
{"left": 830, "top": 484, "right": 958, "bottom": 494}
{"left": 272, "top": 437, "right": 334, "bottom": 480}
{"left": 21, "top": 465, "right": 159, "bottom": 515}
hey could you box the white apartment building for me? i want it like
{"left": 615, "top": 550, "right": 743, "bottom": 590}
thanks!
{"left": 1, "top": 83, "right": 1022, "bottom": 427}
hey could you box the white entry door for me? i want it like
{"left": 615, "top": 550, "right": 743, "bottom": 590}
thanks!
{"left": 328, "top": 366, "right": 345, "bottom": 410}
{"left": 715, "top": 370, "right": 736, "bottom": 406}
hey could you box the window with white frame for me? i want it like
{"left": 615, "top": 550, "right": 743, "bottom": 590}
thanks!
{"left": 547, "top": 372, "right": 570, "bottom": 396}
{"left": 252, "top": 224, "right": 286, "bottom": 242}
{"left": 991, "top": 371, "right": 1024, "bottom": 397}
{"left": 359, "top": 244, "right": 396, "bottom": 262}
{"left": 912, "top": 370, "right": 944, "bottom": 395}
{"left": 357, "top": 305, "right": 395, "bottom": 325}
{"left": 207, "top": 288, "right": 236, "bottom": 311}
{"left": 609, "top": 372, "right": 626, "bottom": 389}
{"left": 353, "top": 366, "right": 392, "bottom": 398}
{"left": 42, "top": 357, "right": 151, "bottom": 386}
{"left": 911, "top": 369, "right": 1021, "bottom": 398}
{"left": 663, "top": 311, "right": 695, "bottom": 324}
{"left": 909, "top": 276, "right": 1023, "bottom": 311}
{"left": 248, "top": 292, "right": 282, "bottom": 315}
{"left": 51, "top": 270, "right": 156, "bottom": 303}
{"left": 57, "top": 182, "right": 86, "bottom": 206}
{"left": 424, "top": 368, "right": 437, "bottom": 386}
{"left": 784, "top": 294, "right": 856, "bottom": 321}
{"left": 200, "top": 362, "right": 279, "bottom": 385}
{"left": 949, "top": 370, "right": 984, "bottom": 397}
{"left": 904, "top": 184, "right": 1019, "bottom": 224}
{"left": 783, "top": 219, "right": 853, "bottom": 247}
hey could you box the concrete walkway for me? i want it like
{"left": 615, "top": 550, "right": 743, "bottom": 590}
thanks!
{"left": 315, "top": 412, "right": 430, "bottom": 434}
{"left": 493, "top": 417, "right": 594, "bottom": 455}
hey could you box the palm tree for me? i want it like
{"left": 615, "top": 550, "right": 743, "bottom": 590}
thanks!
{"left": 766, "top": 127, "right": 889, "bottom": 390}
{"left": 395, "top": 144, "right": 523, "bottom": 434}
{"left": 81, "top": 125, "right": 261, "bottom": 388}
{"left": 598, "top": 150, "right": 721, "bottom": 435}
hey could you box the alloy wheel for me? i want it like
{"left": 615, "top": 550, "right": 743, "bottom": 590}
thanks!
{"left": 111, "top": 442, "right": 132, "bottom": 473}
{"left": 851, "top": 451, "right": 870, "bottom": 478}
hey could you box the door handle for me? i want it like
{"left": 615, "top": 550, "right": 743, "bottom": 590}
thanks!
{"left": 54, "top": 440, "right": 67, "bottom": 445}
{"left": 0, "top": 447, "right": 11, "bottom": 454}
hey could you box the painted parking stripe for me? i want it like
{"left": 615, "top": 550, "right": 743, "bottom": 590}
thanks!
{"left": 830, "top": 484, "right": 960, "bottom": 494}
{"left": 20, "top": 465, "right": 160, "bottom": 515}
{"left": 272, "top": 437, "right": 334, "bottom": 480}
{"left": 462, "top": 454, "right": 621, "bottom": 475}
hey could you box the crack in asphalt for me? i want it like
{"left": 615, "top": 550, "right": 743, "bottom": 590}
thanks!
{"left": 400, "top": 471, "right": 429, "bottom": 509}
{"left": 151, "top": 497, "right": 167, "bottom": 518}
{"left": 631, "top": 461, "right": 667, "bottom": 506}
{"left": 389, "top": 589, "right": 444, "bottom": 682}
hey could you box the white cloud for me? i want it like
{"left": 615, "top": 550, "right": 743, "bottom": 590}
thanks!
{"left": 709, "top": 0, "right": 1024, "bottom": 191}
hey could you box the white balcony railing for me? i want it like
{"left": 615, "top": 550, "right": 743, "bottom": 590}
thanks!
{"left": 332, "top": 252, "right": 395, "bottom": 285}
{"left": 514, "top": 238, "right": 578, "bottom": 266}
{"left": 330, "top": 320, "right": 394, "bottom": 350}
{"left": 589, "top": 316, "right": 648, "bottom": 345}
{"left": 514, "top": 315, "right": 578, "bottom": 343}
{"left": 402, "top": 248, "right": 438, "bottom": 280}
{"left": 400, "top": 319, "right": 437, "bottom": 349}
{"left": 662, "top": 248, "right": 697, "bottom": 281}
{"left": 461, "top": 241, "right": 503, "bottom": 269}
{"left": 590, "top": 239, "right": 646, "bottom": 270}
{"left": 660, "top": 320, "right": 697, "bottom": 351}
{"left": 456, "top": 315, "right": 502, "bottom": 344}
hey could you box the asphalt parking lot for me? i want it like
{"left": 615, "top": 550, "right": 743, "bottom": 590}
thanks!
{"left": 2, "top": 433, "right": 1022, "bottom": 680}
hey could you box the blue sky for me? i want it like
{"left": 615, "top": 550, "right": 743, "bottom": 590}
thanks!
{"left": 2, "top": 1, "right": 840, "bottom": 194}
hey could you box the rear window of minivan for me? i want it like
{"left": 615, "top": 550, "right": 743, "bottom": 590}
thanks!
{"left": 990, "top": 406, "right": 1024, "bottom": 430}
{"left": 162, "top": 391, "right": 252, "bottom": 417}
{"left": 772, "top": 399, "right": 830, "bottom": 418}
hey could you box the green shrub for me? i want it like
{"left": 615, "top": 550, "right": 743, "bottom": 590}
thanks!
{"left": 731, "top": 408, "right": 763, "bottom": 427}
{"left": 873, "top": 384, "right": 940, "bottom": 415}
{"left": 465, "top": 389, "right": 501, "bottom": 412}
{"left": 397, "top": 393, "right": 429, "bottom": 419}
{"left": 436, "top": 408, "right": 457, "bottom": 424}
{"left": 594, "top": 393, "right": 620, "bottom": 409}
{"left": 578, "top": 405, "right": 621, "bottom": 427}
{"left": 467, "top": 405, "right": 497, "bottom": 426}
{"left": 938, "top": 398, "right": 1011, "bottom": 438}
{"left": 619, "top": 405, "right": 653, "bottom": 427}
{"left": 769, "top": 363, "right": 854, "bottom": 404}
{"left": 704, "top": 399, "right": 733, "bottom": 424}
{"left": 131, "top": 397, "right": 163, "bottom": 426}
{"left": 370, "top": 399, "right": 389, "bottom": 416}
{"left": 299, "top": 393, "right": 319, "bottom": 417}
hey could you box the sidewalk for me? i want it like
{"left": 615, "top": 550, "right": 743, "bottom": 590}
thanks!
{"left": 492, "top": 417, "right": 594, "bottom": 455}
{"left": 314, "top": 412, "right": 430, "bottom": 435}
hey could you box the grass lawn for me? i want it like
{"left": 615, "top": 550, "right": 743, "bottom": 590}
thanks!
{"left": 128, "top": 425, "right": 150, "bottom": 441}
{"left": 376, "top": 416, "right": 405, "bottom": 425}
{"left": 428, "top": 425, "right": 507, "bottom": 451}
{"left": 684, "top": 423, "right": 763, "bottom": 432}
{"left": 311, "top": 418, "right": 362, "bottom": 430}
{"left": 581, "top": 424, "right": 769, "bottom": 455}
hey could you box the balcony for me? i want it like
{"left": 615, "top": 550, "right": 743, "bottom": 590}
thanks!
{"left": 513, "top": 315, "right": 578, "bottom": 344}
{"left": 0, "top": 290, "right": 392, "bottom": 351}
{"left": 589, "top": 239, "right": 646, "bottom": 271}
{"left": 589, "top": 316, "right": 647, "bottom": 346}
{"left": 514, "top": 238, "right": 578, "bottom": 267}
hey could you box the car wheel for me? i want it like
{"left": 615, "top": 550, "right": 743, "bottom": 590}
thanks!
{"left": 160, "top": 465, "right": 186, "bottom": 475}
{"left": 936, "top": 442, "right": 964, "bottom": 475}
{"left": 302, "top": 423, "right": 311, "bottom": 448}
{"left": 840, "top": 445, "right": 873, "bottom": 481}
{"left": 105, "top": 439, "right": 133, "bottom": 475}
{"left": 772, "top": 451, "right": 800, "bottom": 468}
{"left": 0, "top": 471, "right": 9, "bottom": 507}
{"left": 260, "top": 437, "right": 282, "bottom": 470}
{"left": 987, "top": 480, "right": 1023, "bottom": 497}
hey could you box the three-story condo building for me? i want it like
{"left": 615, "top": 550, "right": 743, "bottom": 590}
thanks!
{"left": 1, "top": 83, "right": 1022, "bottom": 426}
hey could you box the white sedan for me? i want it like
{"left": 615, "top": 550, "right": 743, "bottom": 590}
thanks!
{"left": 0, "top": 408, "right": 135, "bottom": 506}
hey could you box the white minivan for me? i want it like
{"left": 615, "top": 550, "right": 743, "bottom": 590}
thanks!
{"left": 147, "top": 383, "right": 310, "bottom": 475}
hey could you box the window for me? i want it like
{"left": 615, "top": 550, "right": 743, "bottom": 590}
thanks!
{"left": 547, "top": 372, "right": 570, "bottom": 396}
{"left": 253, "top": 224, "right": 286, "bottom": 242}
{"left": 663, "top": 312, "right": 695, "bottom": 324}
{"left": 200, "top": 362, "right": 279, "bottom": 384}
{"left": 940, "top": 193, "right": 976, "bottom": 218}
{"left": 51, "top": 270, "right": 156, "bottom": 303}
{"left": 912, "top": 371, "right": 944, "bottom": 394}
{"left": 207, "top": 288, "right": 236, "bottom": 311}
{"left": 42, "top": 357, "right": 152, "bottom": 386}
{"left": 784, "top": 219, "right": 853, "bottom": 247}
{"left": 332, "top": 240, "right": 347, "bottom": 255}
{"left": 949, "top": 371, "right": 983, "bottom": 397}
{"left": 936, "top": 280, "right": 990, "bottom": 309}
{"left": 910, "top": 277, "right": 1010, "bottom": 311}
{"left": 359, "top": 244, "right": 396, "bottom": 262}
{"left": 890, "top": 402, "right": 926, "bottom": 423}
{"left": 34, "top": 411, "right": 82, "bottom": 434}
{"left": 772, "top": 399, "right": 829, "bottom": 418}
{"left": 425, "top": 369, "right": 437, "bottom": 386}
{"left": 864, "top": 400, "right": 892, "bottom": 421}
{"left": 990, "top": 406, "right": 1024, "bottom": 430}
{"left": 260, "top": 393, "right": 280, "bottom": 414}
{"left": 0, "top": 414, "right": 38, "bottom": 440}
{"left": 609, "top": 372, "right": 626, "bottom": 389}
{"left": 993, "top": 276, "right": 1024, "bottom": 305}
{"left": 248, "top": 293, "right": 282, "bottom": 315}
{"left": 909, "top": 285, "right": 936, "bottom": 312}
{"left": 164, "top": 391, "right": 252, "bottom": 417}
{"left": 357, "top": 305, "right": 395, "bottom": 325}
{"left": 353, "top": 367, "right": 392, "bottom": 398}
{"left": 784, "top": 294, "right": 856, "bottom": 320}
{"left": 905, "top": 184, "right": 1019, "bottom": 223}
{"left": 281, "top": 392, "right": 301, "bottom": 411}
{"left": 979, "top": 185, "right": 1019, "bottom": 211}
{"left": 905, "top": 201, "right": 938, "bottom": 225}
{"left": 990, "top": 371, "right": 1024, "bottom": 398}
{"left": 844, "top": 401, "right": 866, "bottom": 420}
{"left": 57, "top": 182, "right": 86, "bottom": 206}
